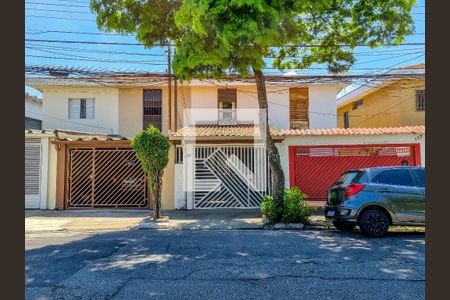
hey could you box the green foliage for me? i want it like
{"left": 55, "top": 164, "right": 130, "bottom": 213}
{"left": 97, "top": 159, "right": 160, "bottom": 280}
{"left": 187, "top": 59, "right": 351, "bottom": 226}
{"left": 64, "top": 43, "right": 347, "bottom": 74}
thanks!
{"left": 281, "top": 187, "right": 315, "bottom": 224}
{"left": 132, "top": 126, "right": 169, "bottom": 219}
{"left": 261, "top": 195, "right": 282, "bottom": 222}
{"left": 261, "top": 187, "right": 315, "bottom": 224}
{"left": 131, "top": 126, "right": 170, "bottom": 179}
{"left": 91, "top": 0, "right": 416, "bottom": 77}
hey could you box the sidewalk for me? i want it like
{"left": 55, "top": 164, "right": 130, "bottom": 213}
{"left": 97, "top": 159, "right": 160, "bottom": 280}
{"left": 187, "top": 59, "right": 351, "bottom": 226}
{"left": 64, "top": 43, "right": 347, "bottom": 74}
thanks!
{"left": 25, "top": 210, "right": 150, "bottom": 233}
{"left": 25, "top": 208, "right": 331, "bottom": 233}
{"left": 165, "top": 209, "right": 263, "bottom": 230}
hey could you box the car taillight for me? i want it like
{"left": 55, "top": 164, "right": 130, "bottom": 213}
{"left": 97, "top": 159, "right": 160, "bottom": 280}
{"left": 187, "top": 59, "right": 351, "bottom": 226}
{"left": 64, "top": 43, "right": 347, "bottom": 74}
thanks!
{"left": 345, "top": 184, "right": 365, "bottom": 197}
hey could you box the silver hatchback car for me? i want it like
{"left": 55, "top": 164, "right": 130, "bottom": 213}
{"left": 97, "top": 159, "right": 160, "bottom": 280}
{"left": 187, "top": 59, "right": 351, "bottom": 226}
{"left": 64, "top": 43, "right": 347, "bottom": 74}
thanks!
{"left": 324, "top": 166, "right": 425, "bottom": 237}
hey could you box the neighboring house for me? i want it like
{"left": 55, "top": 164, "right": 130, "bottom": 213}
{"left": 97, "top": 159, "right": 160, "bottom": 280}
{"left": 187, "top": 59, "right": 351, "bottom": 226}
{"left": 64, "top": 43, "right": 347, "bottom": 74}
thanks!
{"left": 337, "top": 64, "right": 425, "bottom": 128}
{"left": 25, "top": 73, "right": 425, "bottom": 210}
{"left": 25, "top": 93, "right": 43, "bottom": 129}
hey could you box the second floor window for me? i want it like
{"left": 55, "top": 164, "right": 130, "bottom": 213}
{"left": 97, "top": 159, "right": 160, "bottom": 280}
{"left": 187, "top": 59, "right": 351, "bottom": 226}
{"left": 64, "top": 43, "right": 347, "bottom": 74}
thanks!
{"left": 218, "top": 88, "right": 237, "bottom": 123}
{"left": 416, "top": 90, "right": 425, "bottom": 111}
{"left": 68, "top": 98, "right": 95, "bottom": 119}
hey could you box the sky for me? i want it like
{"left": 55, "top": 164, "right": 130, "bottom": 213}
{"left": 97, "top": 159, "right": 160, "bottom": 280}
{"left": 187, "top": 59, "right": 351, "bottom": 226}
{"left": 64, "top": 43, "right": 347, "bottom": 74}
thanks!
{"left": 25, "top": 0, "right": 425, "bottom": 98}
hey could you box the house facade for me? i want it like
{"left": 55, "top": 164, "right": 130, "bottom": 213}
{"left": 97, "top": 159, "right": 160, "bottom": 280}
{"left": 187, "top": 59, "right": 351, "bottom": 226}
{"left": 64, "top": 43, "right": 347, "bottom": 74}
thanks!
{"left": 25, "top": 93, "right": 42, "bottom": 129}
{"left": 25, "top": 73, "right": 425, "bottom": 210}
{"left": 337, "top": 64, "right": 425, "bottom": 128}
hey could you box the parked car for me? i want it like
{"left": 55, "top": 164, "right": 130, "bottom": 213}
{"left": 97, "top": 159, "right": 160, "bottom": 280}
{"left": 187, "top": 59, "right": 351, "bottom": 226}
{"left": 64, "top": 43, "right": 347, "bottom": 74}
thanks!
{"left": 324, "top": 166, "right": 425, "bottom": 237}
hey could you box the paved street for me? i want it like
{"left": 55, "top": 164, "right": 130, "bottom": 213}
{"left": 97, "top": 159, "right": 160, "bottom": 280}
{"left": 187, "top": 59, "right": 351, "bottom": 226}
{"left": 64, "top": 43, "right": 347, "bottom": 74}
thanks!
{"left": 26, "top": 229, "right": 425, "bottom": 300}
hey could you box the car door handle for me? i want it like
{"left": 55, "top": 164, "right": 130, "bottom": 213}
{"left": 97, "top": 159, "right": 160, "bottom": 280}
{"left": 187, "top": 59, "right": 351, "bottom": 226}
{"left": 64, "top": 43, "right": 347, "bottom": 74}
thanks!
{"left": 379, "top": 189, "right": 391, "bottom": 193}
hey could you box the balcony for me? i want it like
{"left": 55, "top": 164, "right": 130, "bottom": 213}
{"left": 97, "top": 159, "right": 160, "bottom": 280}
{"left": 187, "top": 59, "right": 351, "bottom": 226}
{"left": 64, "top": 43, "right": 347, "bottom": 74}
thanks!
{"left": 218, "top": 109, "right": 237, "bottom": 125}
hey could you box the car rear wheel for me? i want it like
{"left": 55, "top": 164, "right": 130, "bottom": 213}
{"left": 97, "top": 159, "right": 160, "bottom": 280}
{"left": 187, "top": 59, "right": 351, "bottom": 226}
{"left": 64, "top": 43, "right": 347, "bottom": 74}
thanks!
{"left": 332, "top": 221, "right": 356, "bottom": 231}
{"left": 359, "top": 209, "right": 389, "bottom": 237}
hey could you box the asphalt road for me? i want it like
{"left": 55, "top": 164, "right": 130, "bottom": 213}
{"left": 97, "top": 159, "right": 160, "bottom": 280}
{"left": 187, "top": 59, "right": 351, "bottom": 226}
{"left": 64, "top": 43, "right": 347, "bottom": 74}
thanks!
{"left": 26, "top": 229, "right": 425, "bottom": 300}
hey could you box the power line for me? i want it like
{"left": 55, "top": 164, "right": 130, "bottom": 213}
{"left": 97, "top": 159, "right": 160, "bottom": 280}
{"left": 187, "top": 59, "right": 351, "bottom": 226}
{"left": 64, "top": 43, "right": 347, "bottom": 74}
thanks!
{"left": 26, "top": 44, "right": 167, "bottom": 57}
{"left": 25, "top": 30, "right": 135, "bottom": 37}
{"left": 26, "top": 54, "right": 168, "bottom": 65}
{"left": 25, "top": 1, "right": 88, "bottom": 8}
{"left": 25, "top": 8, "right": 93, "bottom": 15}
{"left": 338, "top": 53, "right": 425, "bottom": 100}
{"left": 25, "top": 38, "right": 425, "bottom": 48}
{"left": 26, "top": 15, "right": 96, "bottom": 22}
{"left": 26, "top": 46, "right": 167, "bottom": 63}
{"left": 25, "top": 110, "right": 115, "bottom": 133}
{"left": 25, "top": 29, "right": 425, "bottom": 38}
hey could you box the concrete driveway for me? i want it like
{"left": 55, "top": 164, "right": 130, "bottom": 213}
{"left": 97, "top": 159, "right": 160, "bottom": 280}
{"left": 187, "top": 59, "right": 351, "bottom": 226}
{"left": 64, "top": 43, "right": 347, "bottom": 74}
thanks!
{"left": 25, "top": 210, "right": 150, "bottom": 233}
{"left": 25, "top": 229, "right": 425, "bottom": 300}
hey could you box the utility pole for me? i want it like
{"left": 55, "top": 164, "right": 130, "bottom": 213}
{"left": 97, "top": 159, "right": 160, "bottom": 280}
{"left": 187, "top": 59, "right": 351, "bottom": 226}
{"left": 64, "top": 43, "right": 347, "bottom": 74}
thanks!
{"left": 167, "top": 46, "right": 172, "bottom": 132}
{"left": 174, "top": 76, "right": 178, "bottom": 131}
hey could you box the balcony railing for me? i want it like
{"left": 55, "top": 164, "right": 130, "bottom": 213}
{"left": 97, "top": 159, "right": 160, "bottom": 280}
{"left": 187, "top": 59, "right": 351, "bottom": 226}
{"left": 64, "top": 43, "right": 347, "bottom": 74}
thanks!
{"left": 218, "top": 109, "right": 237, "bottom": 125}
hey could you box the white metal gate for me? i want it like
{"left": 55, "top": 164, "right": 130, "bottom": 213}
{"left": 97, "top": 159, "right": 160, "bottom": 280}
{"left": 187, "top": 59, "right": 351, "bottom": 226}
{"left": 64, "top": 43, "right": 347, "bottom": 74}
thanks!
{"left": 25, "top": 138, "right": 41, "bottom": 208}
{"left": 194, "top": 145, "right": 272, "bottom": 208}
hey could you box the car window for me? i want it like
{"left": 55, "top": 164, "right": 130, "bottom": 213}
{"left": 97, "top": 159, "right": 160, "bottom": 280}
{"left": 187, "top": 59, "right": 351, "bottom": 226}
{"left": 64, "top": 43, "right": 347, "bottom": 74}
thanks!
{"left": 336, "top": 172, "right": 360, "bottom": 185}
{"left": 371, "top": 169, "right": 416, "bottom": 186}
{"left": 413, "top": 169, "right": 425, "bottom": 187}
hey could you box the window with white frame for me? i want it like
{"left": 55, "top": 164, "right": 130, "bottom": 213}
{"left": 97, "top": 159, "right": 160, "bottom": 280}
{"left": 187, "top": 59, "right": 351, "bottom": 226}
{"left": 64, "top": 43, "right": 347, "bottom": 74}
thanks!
{"left": 68, "top": 98, "right": 95, "bottom": 119}
{"left": 218, "top": 88, "right": 237, "bottom": 124}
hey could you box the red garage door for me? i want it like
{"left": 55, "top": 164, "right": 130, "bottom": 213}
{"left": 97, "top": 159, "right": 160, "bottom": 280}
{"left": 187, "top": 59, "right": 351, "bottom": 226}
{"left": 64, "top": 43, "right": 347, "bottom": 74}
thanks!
{"left": 289, "top": 144, "right": 421, "bottom": 201}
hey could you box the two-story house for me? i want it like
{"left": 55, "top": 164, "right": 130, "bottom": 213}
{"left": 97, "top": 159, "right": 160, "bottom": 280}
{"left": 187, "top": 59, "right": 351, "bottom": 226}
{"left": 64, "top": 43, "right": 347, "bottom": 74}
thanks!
{"left": 26, "top": 74, "right": 346, "bottom": 210}
{"left": 337, "top": 64, "right": 425, "bottom": 128}
{"left": 25, "top": 71, "right": 425, "bottom": 210}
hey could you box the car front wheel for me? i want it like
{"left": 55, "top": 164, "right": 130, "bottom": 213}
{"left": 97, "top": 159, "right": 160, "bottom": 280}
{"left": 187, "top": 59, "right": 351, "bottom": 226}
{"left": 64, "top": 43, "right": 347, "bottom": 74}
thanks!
{"left": 332, "top": 221, "right": 356, "bottom": 231}
{"left": 359, "top": 209, "right": 389, "bottom": 237}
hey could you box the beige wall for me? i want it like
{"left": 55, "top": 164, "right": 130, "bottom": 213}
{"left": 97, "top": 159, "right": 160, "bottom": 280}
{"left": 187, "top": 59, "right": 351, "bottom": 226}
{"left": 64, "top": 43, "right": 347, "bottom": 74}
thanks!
{"left": 118, "top": 86, "right": 171, "bottom": 138}
{"left": 47, "top": 138, "right": 58, "bottom": 209}
{"left": 337, "top": 80, "right": 425, "bottom": 128}
{"left": 161, "top": 144, "right": 175, "bottom": 210}
{"left": 42, "top": 87, "right": 119, "bottom": 134}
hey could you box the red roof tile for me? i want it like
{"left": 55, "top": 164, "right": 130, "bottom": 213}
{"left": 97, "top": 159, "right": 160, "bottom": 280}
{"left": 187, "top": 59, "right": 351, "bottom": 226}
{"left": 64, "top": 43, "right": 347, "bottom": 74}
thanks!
{"left": 170, "top": 125, "right": 281, "bottom": 139}
{"left": 399, "top": 63, "right": 425, "bottom": 69}
{"left": 281, "top": 126, "right": 425, "bottom": 136}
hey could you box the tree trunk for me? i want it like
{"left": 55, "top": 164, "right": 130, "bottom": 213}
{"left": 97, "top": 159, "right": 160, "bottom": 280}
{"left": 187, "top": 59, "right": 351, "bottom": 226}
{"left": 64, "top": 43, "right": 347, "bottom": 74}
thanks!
{"left": 151, "top": 177, "right": 161, "bottom": 220}
{"left": 253, "top": 67, "right": 286, "bottom": 206}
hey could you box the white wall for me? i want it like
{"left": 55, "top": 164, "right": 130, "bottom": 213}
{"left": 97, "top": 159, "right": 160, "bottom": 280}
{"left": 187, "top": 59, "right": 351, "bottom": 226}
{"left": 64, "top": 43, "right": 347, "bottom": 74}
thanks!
{"left": 279, "top": 133, "right": 426, "bottom": 187}
{"left": 25, "top": 99, "right": 42, "bottom": 120}
{"left": 309, "top": 85, "right": 341, "bottom": 129}
{"left": 187, "top": 84, "right": 339, "bottom": 130}
{"left": 42, "top": 87, "right": 119, "bottom": 134}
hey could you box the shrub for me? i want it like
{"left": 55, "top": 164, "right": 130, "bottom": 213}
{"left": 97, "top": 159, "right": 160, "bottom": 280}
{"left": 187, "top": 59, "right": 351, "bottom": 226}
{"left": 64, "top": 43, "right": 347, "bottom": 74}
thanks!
{"left": 282, "top": 187, "right": 315, "bottom": 224}
{"left": 261, "top": 187, "right": 315, "bottom": 224}
{"left": 132, "top": 126, "right": 170, "bottom": 220}
{"left": 260, "top": 195, "right": 282, "bottom": 222}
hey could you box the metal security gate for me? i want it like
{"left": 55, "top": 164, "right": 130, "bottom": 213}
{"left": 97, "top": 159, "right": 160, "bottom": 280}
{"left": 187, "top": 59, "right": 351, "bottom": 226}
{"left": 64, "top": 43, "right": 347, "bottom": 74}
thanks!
{"left": 67, "top": 147, "right": 148, "bottom": 208}
{"left": 290, "top": 144, "right": 420, "bottom": 201}
{"left": 25, "top": 138, "right": 41, "bottom": 208}
{"left": 194, "top": 145, "right": 272, "bottom": 208}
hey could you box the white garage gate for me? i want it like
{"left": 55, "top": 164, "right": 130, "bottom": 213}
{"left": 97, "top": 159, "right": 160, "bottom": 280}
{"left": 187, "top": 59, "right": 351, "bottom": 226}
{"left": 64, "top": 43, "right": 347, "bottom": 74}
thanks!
{"left": 25, "top": 132, "right": 52, "bottom": 209}
{"left": 25, "top": 138, "right": 42, "bottom": 208}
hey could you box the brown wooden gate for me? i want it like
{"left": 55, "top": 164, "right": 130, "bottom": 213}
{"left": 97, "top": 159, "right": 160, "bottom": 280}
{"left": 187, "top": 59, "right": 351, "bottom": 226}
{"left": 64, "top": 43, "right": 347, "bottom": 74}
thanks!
{"left": 66, "top": 147, "right": 148, "bottom": 208}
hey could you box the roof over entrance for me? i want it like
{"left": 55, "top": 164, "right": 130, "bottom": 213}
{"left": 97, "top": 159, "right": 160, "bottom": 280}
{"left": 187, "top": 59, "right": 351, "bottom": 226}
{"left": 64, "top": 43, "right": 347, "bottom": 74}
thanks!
{"left": 169, "top": 125, "right": 283, "bottom": 141}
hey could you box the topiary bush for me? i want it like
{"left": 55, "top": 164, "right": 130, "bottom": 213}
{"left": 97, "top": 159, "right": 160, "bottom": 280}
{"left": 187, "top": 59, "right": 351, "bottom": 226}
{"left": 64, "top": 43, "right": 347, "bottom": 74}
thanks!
{"left": 261, "top": 187, "right": 315, "bottom": 224}
{"left": 281, "top": 187, "right": 315, "bottom": 224}
{"left": 261, "top": 195, "right": 282, "bottom": 222}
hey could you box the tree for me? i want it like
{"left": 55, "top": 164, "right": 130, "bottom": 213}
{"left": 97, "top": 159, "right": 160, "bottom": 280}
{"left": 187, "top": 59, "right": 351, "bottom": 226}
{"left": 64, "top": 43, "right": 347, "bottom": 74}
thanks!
{"left": 91, "top": 0, "right": 416, "bottom": 206}
{"left": 132, "top": 126, "right": 170, "bottom": 220}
